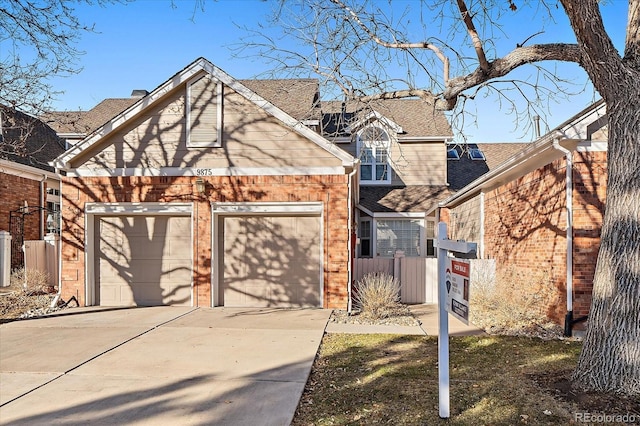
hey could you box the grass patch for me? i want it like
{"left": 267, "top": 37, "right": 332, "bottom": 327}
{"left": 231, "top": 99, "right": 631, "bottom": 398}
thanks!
{"left": 293, "top": 334, "right": 606, "bottom": 425}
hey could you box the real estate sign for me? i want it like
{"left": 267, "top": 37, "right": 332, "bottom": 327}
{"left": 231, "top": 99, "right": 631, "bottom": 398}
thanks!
{"left": 445, "top": 258, "right": 470, "bottom": 325}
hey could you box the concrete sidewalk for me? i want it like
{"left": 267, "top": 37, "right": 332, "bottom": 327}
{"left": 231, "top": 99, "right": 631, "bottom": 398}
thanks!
{"left": 0, "top": 307, "right": 330, "bottom": 425}
{"left": 324, "top": 304, "right": 486, "bottom": 336}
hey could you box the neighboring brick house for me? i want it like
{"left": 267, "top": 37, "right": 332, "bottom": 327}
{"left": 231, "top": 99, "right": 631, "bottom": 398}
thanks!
{"left": 437, "top": 100, "right": 607, "bottom": 334}
{"left": 53, "top": 58, "right": 357, "bottom": 309}
{"left": 0, "top": 105, "right": 65, "bottom": 269}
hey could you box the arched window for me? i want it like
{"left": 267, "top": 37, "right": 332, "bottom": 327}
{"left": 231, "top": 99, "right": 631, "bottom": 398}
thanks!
{"left": 357, "top": 126, "right": 391, "bottom": 184}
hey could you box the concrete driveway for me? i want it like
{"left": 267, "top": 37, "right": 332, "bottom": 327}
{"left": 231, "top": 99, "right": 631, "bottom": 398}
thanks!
{"left": 0, "top": 307, "right": 331, "bottom": 425}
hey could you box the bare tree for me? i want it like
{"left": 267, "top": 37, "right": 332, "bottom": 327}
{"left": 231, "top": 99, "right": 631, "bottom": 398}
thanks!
{"left": 237, "top": 0, "right": 639, "bottom": 396}
{"left": 0, "top": 0, "right": 117, "bottom": 156}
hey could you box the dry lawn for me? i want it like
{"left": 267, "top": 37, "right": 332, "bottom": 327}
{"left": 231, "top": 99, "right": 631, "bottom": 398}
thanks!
{"left": 292, "top": 334, "right": 639, "bottom": 425}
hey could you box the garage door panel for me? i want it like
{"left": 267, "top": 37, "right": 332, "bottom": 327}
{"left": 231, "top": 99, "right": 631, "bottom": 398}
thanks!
{"left": 97, "top": 215, "right": 192, "bottom": 307}
{"left": 222, "top": 215, "right": 321, "bottom": 308}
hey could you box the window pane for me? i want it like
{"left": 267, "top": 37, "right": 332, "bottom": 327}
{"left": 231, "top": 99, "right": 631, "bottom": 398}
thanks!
{"left": 361, "top": 164, "right": 372, "bottom": 180}
{"left": 360, "top": 220, "right": 371, "bottom": 238}
{"left": 360, "top": 240, "right": 371, "bottom": 257}
{"left": 376, "top": 219, "right": 422, "bottom": 257}
{"left": 375, "top": 148, "right": 388, "bottom": 163}
{"left": 360, "top": 147, "right": 373, "bottom": 163}
{"left": 361, "top": 126, "right": 389, "bottom": 142}
{"left": 426, "top": 239, "right": 435, "bottom": 257}
{"left": 425, "top": 221, "right": 435, "bottom": 238}
{"left": 376, "top": 164, "right": 387, "bottom": 180}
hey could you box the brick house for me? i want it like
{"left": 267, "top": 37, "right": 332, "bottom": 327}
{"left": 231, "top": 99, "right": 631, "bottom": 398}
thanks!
{"left": 0, "top": 105, "right": 65, "bottom": 269}
{"left": 53, "top": 58, "right": 358, "bottom": 309}
{"left": 437, "top": 100, "right": 607, "bottom": 334}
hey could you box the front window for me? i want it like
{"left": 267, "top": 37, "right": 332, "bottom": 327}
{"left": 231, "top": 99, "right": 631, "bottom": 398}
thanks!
{"left": 376, "top": 219, "right": 422, "bottom": 257}
{"left": 358, "top": 126, "right": 391, "bottom": 184}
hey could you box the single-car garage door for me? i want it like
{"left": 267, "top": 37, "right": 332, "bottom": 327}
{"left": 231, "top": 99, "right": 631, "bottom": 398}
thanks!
{"left": 96, "top": 215, "right": 192, "bottom": 306}
{"left": 222, "top": 215, "right": 321, "bottom": 307}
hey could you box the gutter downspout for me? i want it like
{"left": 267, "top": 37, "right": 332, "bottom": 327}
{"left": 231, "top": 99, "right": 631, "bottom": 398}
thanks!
{"left": 552, "top": 139, "right": 576, "bottom": 336}
{"left": 50, "top": 168, "right": 63, "bottom": 309}
{"left": 39, "top": 175, "right": 47, "bottom": 238}
{"left": 347, "top": 166, "right": 358, "bottom": 314}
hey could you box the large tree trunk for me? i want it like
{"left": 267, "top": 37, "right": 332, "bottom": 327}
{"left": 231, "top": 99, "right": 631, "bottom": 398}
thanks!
{"left": 561, "top": 0, "right": 640, "bottom": 396}
{"left": 572, "top": 95, "right": 640, "bottom": 396}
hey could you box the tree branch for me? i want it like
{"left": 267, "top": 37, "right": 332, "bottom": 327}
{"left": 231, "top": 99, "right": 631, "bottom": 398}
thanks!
{"left": 440, "top": 43, "right": 582, "bottom": 110}
{"left": 329, "top": 0, "right": 450, "bottom": 82}
{"left": 456, "top": 0, "right": 489, "bottom": 73}
{"left": 559, "top": 0, "right": 626, "bottom": 98}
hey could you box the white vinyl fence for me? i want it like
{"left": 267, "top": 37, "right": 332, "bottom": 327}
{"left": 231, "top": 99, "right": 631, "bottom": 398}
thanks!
{"left": 23, "top": 235, "right": 59, "bottom": 287}
{"left": 353, "top": 254, "right": 494, "bottom": 304}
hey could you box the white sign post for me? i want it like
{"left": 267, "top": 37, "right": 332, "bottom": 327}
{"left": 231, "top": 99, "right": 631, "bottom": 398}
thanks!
{"left": 437, "top": 222, "right": 476, "bottom": 419}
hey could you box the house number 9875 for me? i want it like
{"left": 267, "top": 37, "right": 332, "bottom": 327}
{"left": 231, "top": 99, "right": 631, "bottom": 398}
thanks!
{"left": 194, "top": 168, "right": 214, "bottom": 176}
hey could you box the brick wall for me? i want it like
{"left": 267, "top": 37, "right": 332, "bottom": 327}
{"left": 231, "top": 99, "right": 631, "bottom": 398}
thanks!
{"left": 484, "top": 159, "right": 568, "bottom": 323}
{"left": 60, "top": 174, "right": 350, "bottom": 309}
{"left": 481, "top": 151, "right": 606, "bottom": 326}
{"left": 1, "top": 172, "right": 44, "bottom": 269}
{"left": 0, "top": 172, "right": 42, "bottom": 239}
{"left": 571, "top": 151, "right": 607, "bottom": 320}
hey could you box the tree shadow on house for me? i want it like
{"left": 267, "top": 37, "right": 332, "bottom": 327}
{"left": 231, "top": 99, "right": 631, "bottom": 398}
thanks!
{"left": 60, "top": 75, "right": 335, "bottom": 308}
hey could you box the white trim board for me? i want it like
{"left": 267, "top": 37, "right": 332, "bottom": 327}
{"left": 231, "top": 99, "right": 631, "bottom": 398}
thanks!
{"left": 67, "top": 166, "right": 348, "bottom": 177}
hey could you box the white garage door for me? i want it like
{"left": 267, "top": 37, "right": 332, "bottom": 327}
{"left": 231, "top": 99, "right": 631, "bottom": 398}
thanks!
{"left": 97, "top": 215, "right": 192, "bottom": 306}
{"left": 222, "top": 215, "right": 321, "bottom": 307}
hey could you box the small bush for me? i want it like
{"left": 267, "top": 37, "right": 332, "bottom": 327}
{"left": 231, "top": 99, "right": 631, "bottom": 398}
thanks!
{"left": 10, "top": 268, "right": 50, "bottom": 291}
{"left": 470, "top": 265, "right": 561, "bottom": 337}
{"left": 353, "top": 272, "right": 402, "bottom": 320}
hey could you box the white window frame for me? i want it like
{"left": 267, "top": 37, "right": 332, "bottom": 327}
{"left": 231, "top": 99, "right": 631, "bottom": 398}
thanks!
{"left": 186, "top": 75, "right": 223, "bottom": 148}
{"left": 357, "top": 126, "right": 392, "bottom": 185}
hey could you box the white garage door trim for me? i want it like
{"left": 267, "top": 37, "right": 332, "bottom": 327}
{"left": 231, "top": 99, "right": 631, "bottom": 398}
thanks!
{"left": 84, "top": 202, "right": 194, "bottom": 306}
{"left": 211, "top": 202, "right": 324, "bottom": 307}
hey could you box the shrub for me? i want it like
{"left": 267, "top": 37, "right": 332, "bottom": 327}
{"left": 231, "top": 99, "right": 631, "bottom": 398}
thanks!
{"left": 470, "top": 265, "right": 561, "bottom": 337}
{"left": 10, "top": 268, "right": 50, "bottom": 291}
{"left": 353, "top": 272, "right": 402, "bottom": 320}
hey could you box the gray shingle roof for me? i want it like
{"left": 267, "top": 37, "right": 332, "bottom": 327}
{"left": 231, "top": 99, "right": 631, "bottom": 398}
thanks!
{"left": 322, "top": 99, "right": 453, "bottom": 138}
{"left": 359, "top": 185, "right": 453, "bottom": 213}
{"left": 43, "top": 98, "right": 139, "bottom": 135}
{"left": 241, "top": 79, "right": 321, "bottom": 122}
{"left": 1, "top": 105, "right": 66, "bottom": 172}
{"left": 447, "top": 142, "right": 530, "bottom": 190}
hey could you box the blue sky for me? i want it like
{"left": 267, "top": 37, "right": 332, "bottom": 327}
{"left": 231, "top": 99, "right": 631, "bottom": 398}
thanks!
{"left": 49, "top": 0, "right": 628, "bottom": 143}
